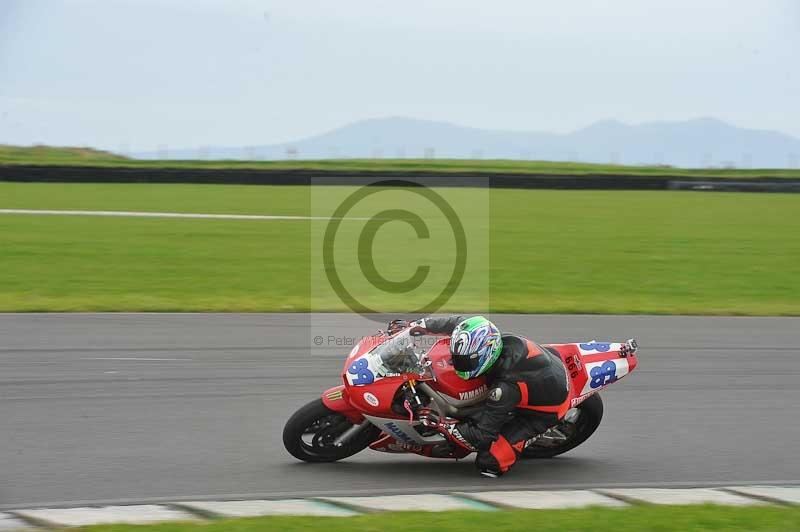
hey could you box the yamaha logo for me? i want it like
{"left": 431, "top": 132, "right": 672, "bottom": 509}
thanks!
{"left": 458, "top": 384, "right": 487, "bottom": 401}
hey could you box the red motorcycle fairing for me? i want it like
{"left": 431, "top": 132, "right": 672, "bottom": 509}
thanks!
{"left": 346, "top": 374, "right": 409, "bottom": 416}
{"left": 341, "top": 336, "right": 488, "bottom": 413}
{"left": 545, "top": 340, "right": 638, "bottom": 408}
{"left": 368, "top": 433, "right": 472, "bottom": 459}
{"left": 333, "top": 333, "right": 490, "bottom": 458}
{"left": 321, "top": 385, "right": 364, "bottom": 424}
{"left": 319, "top": 333, "right": 392, "bottom": 422}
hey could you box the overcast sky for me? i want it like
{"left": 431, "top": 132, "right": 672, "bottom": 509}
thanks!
{"left": 1, "top": 0, "right": 798, "bottom": 152}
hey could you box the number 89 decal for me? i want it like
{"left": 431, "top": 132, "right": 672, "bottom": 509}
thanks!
{"left": 589, "top": 360, "right": 618, "bottom": 389}
{"left": 580, "top": 358, "right": 630, "bottom": 394}
{"left": 579, "top": 342, "right": 611, "bottom": 353}
{"left": 347, "top": 358, "right": 374, "bottom": 385}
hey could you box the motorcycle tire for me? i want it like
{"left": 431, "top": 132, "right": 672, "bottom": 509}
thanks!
{"left": 521, "top": 393, "right": 604, "bottom": 459}
{"left": 283, "top": 398, "right": 380, "bottom": 462}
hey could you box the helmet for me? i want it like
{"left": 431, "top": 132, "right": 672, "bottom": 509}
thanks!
{"left": 449, "top": 316, "right": 503, "bottom": 379}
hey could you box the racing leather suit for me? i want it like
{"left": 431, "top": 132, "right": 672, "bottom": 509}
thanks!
{"left": 421, "top": 315, "right": 571, "bottom": 476}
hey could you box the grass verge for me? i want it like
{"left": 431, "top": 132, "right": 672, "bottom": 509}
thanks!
{"left": 1, "top": 182, "right": 798, "bottom": 314}
{"left": 2, "top": 145, "right": 799, "bottom": 178}
{"left": 75, "top": 505, "right": 800, "bottom": 532}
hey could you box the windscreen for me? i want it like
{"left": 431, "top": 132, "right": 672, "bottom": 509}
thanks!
{"left": 371, "top": 330, "right": 420, "bottom": 374}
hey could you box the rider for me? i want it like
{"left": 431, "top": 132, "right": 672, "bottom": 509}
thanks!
{"left": 388, "top": 315, "right": 570, "bottom": 477}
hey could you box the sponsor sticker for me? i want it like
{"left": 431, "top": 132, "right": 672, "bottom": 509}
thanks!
{"left": 458, "top": 384, "right": 487, "bottom": 401}
{"left": 325, "top": 389, "right": 343, "bottom": 401}
{"left": 489, "top": 387, "right": 503, "bottom": 402}
{"left": 384, "top": 421, "right": 415, "bottom": 443}
{"left": 570, "top": 393, "right": 594, "bottom": 407}
{"left": 363, "top": 392, "right": 380, "bottom": 407}
{"left": 388, "top": 441, "right": 424, "bottom": 452}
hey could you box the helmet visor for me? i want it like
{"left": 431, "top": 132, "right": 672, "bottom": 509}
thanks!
{"left": 452, "top": 352, "right": 480, "bottom": 373}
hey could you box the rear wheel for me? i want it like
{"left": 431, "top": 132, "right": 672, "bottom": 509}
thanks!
{"left": 521, "top": 393, "right": 604, "bottom": 459}
{"left": 283, "top": 398, "right": 380, "bottom": 462}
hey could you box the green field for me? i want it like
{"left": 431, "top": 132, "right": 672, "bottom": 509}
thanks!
{"left": 76, "top": 505, "right": 800, "bottom": 532}
{"left": 2, "top": 144, "right": 800, "bottom": 178}
{"left": 0, "top": 182, "right": 798, "bottom": 314}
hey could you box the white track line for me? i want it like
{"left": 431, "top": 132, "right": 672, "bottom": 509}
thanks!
{"left": 0, "top": 209, "right": 359, "bottom": 221}
{"left": 80, "top": 357, "right": 193, "bottom": 361}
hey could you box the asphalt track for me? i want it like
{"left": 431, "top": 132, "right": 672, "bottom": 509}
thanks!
{"left": 2, "top": 313, "right": 799, "bottom": 509}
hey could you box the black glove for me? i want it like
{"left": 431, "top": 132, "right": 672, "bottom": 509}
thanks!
{"left": 387, "top": 318, "right": 428, "bottom": 336}
{"left": 407, "top": 319, "right": 428, "bottom": 336}
{"left": 386, "top": 319, "right": 409, "bottom": 335}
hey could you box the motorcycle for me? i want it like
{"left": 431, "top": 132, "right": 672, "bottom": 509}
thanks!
{"left": 283, "top": 326, "right": 638, "bottom": 464}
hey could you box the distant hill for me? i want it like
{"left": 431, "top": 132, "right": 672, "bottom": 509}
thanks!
{"left": 0, "top": 145, "right": 127, "bottom": 165}
{"left": 134, "top": 117, "right": 800, "bottom": 168}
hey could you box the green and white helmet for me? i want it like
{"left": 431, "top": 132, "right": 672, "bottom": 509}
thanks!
{"left": 450, "top": 316, "right": 503, "bottom": 379}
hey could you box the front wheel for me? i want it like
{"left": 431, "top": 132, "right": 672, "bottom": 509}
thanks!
{"left": 521, "top": 393, "right": 604, "bottom": 459}
{"left": 283, "top": 398, "right": 380, "bottom": 462}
